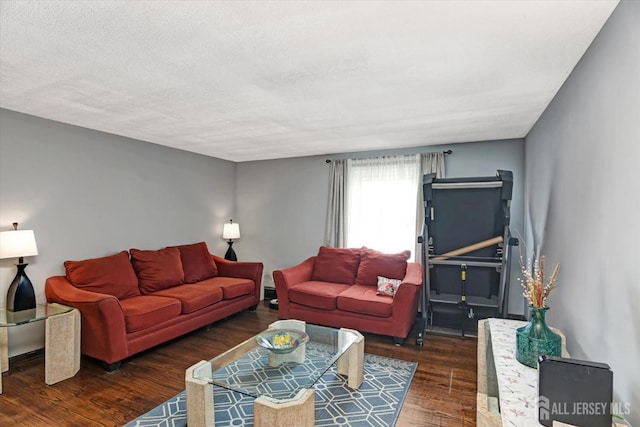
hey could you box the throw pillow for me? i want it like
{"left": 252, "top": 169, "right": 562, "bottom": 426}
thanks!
{"left": 130, "top": 247, "right": 184, "bottom": 294}
{"left": 376, "top": 276, "right": 402, "bottom": 297}
{"left": 168, "top": 241, "right": 218, "bottom": 283}
{"left": 64, "top": 250, "right": 140, "bottom": 300}
{"left": 355, "top": 248, "right": 410, "bottom": 286}
{"left": 311, "top": 246, "right": 361, "bottom": 284}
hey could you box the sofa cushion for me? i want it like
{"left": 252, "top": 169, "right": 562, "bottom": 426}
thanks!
{"left": 336, "top": 284, "right": 393, "bottom": 317}
{"left": 198, "top": 276, "right": 255, "bottom": 300}
{"left": 119, "top": 295, "right": 182, "bottom": 332}
{"left": 130, "top": 247, "right": 184, "bottom": 294}
{"left": 355, "top": 249, "right": 410, "bottom": 286}
{"left": 289, "top": 281, "right": 351, "bottom": 311}
{"left": 151, "top": 283, "right": 223, "bottom": 314}
{"left": 169, "top": 242, "right": 218, "bottom": 283}
{"left": 311, "top": 246, "right": 361, "bottom": 284}
{"left": 64, "top": 250, "right": 140, "bottom": 300}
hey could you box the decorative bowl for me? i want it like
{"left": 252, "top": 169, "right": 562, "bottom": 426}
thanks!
{"left": 255, "top": 329, "right": 309, "bottom": 354}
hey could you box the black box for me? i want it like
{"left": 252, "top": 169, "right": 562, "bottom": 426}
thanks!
{"left": 538, "top": 356, "right": 613, "bottom": 427}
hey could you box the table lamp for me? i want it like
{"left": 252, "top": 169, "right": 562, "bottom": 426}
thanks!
{"left": 222, "top": 220, "right": 240, "bottom": 261}
{"left": 0, "top": 222, "right": 38, "bottom": 311}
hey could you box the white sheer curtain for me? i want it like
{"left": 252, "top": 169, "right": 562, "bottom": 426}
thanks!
{"left": 346, "top": 155, "right": 420, "bottom": 257}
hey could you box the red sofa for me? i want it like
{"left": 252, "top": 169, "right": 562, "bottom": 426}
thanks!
{"left": 273, "top": 246, "right": 421, "bottom": 345}
{"left": 45, "top": 242, "right": 263, "bottom": 370}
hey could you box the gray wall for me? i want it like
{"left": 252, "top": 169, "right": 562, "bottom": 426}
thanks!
{"left": 0, "top": 109, "right": 236, "bottom": 356}
{"left": 524, "top": 0, "right": 639, "bottom": 422}
{"left": 236, "top": 155, "right": 330, "bottom": 301}
{"left": 236, "top": 138, "right": 526, "bottom": 314}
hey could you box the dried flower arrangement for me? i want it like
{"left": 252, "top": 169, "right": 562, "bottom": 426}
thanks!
{"left": 519, "top": 255, "right": 559, "bottom": 308}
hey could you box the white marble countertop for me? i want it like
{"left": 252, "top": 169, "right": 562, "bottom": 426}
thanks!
{"left": 488, "top": 318, "right": 570, "bottom": 427}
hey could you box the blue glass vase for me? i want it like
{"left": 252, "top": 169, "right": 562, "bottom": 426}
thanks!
{"left": 516, "top": 306, "right": 561, "bottom": 368}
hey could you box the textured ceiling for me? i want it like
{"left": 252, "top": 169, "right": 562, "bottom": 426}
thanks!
{"left": 0, "top": 1, "right": 618, "bottom": 162}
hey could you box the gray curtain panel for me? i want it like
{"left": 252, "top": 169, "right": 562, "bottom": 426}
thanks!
{"left": 324, "top": 159, "right": 347, "bottom": 248}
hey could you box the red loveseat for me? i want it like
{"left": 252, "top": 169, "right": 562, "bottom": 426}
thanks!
{"left": 273, "top": 246, "right": 421, "bottom": 345}
{"left": 45, "top": 242, "right": 263, "bottom": 370}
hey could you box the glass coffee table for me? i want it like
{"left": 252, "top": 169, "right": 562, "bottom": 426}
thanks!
{"left": 186, "top": 319, "right": 364, "bottom": 427}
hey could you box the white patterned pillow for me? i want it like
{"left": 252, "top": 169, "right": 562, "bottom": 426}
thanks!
{"left": 376, "top": 276, "right": 402, "bottom": 297}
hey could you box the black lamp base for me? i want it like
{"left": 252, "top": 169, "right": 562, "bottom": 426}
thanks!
{"left": 7, "top": 263, "right": 36, "bottom": 312}
{"left": 224, "top": 241, "right": 237, "bottom": 261}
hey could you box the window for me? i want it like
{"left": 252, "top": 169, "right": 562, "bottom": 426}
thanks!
{"left": 346, "top": 155, "right": 420, "bottom": 258}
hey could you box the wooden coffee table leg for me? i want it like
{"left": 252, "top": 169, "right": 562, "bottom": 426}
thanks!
{"left": 186, "top": 360, "right": 214, "bottom": 427}
{"left": 337, "top": 328, "right": 364, "bottom": 389}
{"left": 254, "top": 388, "right": 314, "bottom": 427}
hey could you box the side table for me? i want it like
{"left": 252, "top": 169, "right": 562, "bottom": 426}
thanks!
{"left": 477, "top": 318, "right": 568, "bottom": 427}
{"left": 0, "top": 303, "right": 80, "bottom": 394}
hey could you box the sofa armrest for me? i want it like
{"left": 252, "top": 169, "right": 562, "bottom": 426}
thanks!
{"left": 272, "top": 256, "right": 316, "bottom": 317}
{"left": 46, "top": 275, "right": 118, "bottom": 304}
{"left": 394, "top": 262, "right": 423, "bottom": 302}
{"left": 401, "top": 262, "right": 422, "bottom": 287}
{"left": 45, "top": 275, "right": 129, "bottom": 364}
{"left": 388, "top": 262, "right": 423, "bottom": 338}
{"left": 211, "top": 255, "right": 264, "bottom": 298}
{"left": 394, "top": 262, "right": 422, "bottom": 303}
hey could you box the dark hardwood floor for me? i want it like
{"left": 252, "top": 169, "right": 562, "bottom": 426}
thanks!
{"left": 0, "top": 302, "right": 478, "bottom": 426}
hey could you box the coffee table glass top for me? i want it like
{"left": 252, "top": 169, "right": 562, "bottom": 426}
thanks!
{"left": 0, "top": 303, "right": 74, "bottom": 327}
{"left": 192, "top": 322, "right": 359, "bottom": 401}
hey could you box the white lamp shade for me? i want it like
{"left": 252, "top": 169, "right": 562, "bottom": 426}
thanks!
{"left": 0, "top": 229, "right": 39, "bottom": 259}
{"left": 222, "top": 222, "right": 240, "bottom": 240}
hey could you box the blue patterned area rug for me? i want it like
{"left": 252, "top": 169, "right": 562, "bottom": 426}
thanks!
{"left": 124, "top": 353, "right": 416, "bottom": 427}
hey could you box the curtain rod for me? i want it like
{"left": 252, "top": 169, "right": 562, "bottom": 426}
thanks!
{"left": 325, "top": 150, "right": 452, "bottom": 163}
